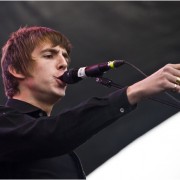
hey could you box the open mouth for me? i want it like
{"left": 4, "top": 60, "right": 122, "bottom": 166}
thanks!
{"left": 53, "top": 76, "right": 67, "bottom": 87}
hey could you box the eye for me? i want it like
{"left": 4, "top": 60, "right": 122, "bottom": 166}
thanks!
{"left": 44, "top": 54, "right": 53, "bottom": 59}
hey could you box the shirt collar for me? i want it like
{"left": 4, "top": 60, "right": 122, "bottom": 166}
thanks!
{"left": 6, "top": 99, "right": 47, "bottom": 117}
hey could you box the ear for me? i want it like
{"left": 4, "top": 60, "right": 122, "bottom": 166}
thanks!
{"left": 8, "top": 65, "right": 26, "bottom": 79}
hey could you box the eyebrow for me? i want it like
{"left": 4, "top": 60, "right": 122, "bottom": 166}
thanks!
{"left": 40, "top": 48, "right": 60, "bottom": 54}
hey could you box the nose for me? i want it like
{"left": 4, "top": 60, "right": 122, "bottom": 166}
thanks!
{"left": 58, "top": 63, "right": 67, "bottom": 72}
{"left": 57, "top": 56, "right": 68, "bottom": 72}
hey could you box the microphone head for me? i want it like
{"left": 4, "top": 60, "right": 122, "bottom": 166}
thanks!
{"left": 59, "top": 69, "right": 82, "bottom": 84}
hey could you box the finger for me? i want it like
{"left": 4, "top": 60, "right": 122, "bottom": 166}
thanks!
{"left": 167, "top": 63, "right": 180, "bottom": 70}
{"left": 169, "top": 75, "right": 180, "bottom": 85}
{"left": 170, "top": 82, "right": 180, "bottom": 93}
{"left": 163, "top": 74, "right": 179, "bottom": 86}
{"left": 162, "top": 64, "right": 180, "bottom": 77}
{"left": 175, "top": 77, "right": 180, "bottom": 85}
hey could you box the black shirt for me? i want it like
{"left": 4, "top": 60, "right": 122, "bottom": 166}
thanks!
{"left": 0, "top": 88, "right": 136, "bottom": 179}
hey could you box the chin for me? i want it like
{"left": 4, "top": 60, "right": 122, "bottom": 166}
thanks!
{"left": 57, "top": 90, "right": 66, "bottom": 98}
{"left": 52, "top": 88, "right": 66, "bottom": 100}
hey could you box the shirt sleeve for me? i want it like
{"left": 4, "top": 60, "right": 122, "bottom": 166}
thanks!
{"left": 0, "top": 87, "right": 136, "bottom": 162}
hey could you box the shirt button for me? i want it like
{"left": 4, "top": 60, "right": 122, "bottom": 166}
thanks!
{"left": 120, "top": 108, "right": 125, "bottom": 113}
{"left": 39, "top": 112, "right": 44, "bottom": 117}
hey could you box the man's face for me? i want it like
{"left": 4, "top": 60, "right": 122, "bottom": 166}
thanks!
{"left": 25, "top": 42, "right": 69, "bottom": 104}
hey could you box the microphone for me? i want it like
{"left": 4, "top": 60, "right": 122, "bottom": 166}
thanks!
{"left": 59, "top": 60, "right": 125, "bottom": 84}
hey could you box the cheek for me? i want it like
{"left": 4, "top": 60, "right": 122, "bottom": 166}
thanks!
{"left": 37, "top": 61, "right": 56, "bottom": 72}
{"left": 25, "top": 78, "right": 38, "bottom": 90}
{"left": 33, "top": 64, "right": 52, "bottom": 77}
{"left": 30, "top": 62, "right": 56, "bottom": 85}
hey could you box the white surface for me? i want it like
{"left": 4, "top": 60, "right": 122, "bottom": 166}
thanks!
{"left": 88, "top": 112, "right": 180, "bottom": 180}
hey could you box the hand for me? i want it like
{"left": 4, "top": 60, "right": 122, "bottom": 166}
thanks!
{"left": 127, "top": 63, "right": 180, "bottom": 105}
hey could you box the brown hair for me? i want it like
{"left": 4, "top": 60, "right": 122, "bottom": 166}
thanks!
{"left": 1, "top": 26, "right": 72, "bottom": 98}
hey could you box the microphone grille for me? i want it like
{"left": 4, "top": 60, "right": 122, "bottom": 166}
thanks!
{"left": 59, "top": 69, "right": 82, "bottom": 84}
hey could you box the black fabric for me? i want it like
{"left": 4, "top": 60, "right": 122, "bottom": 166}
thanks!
{"left": 0, "top": 88, "right": 136, "bottom": 179}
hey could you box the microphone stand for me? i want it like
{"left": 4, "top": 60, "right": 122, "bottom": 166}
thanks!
{"left": 95, "top": 77, "right": 180, "bottom": 110}
{"left": 96, "top": 77, "right": 123, "bottom": 89}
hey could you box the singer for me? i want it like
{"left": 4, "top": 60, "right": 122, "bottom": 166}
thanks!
{"left": 0, "top": 26, "right": 179, "bottom": 179}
